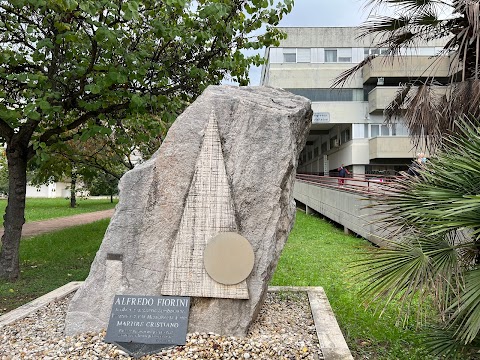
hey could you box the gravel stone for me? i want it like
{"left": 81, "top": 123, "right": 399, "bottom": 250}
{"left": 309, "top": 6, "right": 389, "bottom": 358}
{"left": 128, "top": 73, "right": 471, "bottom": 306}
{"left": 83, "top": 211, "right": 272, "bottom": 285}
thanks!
{"left": 0, "top": 292, "right": 323, "bottom": 359}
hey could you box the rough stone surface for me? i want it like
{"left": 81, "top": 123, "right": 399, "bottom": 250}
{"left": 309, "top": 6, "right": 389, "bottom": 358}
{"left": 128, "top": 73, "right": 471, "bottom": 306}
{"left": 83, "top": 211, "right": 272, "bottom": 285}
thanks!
{"left": 65, "top": 85, "right": 311, "bottom": 337}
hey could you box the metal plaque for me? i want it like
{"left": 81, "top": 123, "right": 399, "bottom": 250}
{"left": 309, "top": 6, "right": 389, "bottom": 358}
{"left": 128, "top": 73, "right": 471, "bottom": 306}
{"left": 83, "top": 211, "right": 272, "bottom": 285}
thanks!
{"left": 203, "top": 232, "right": 254, "bottom": 285}
{"left": 104, "top": 295, "right": 190, "bottom": 352}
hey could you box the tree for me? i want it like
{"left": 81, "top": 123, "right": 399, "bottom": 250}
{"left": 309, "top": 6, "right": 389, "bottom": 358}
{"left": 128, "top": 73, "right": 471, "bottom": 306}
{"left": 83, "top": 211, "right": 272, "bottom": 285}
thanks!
{"left": 334, "top": 0, "right": 480, "bottom": 149}
{"left": 84, "top": 170, "right": 119, "bottom": 203}
{"left": 0, "top": 0, "right": 294, "bottom": 280}
{"left": 359, "top": 119, "right": 480, "bottom": 356}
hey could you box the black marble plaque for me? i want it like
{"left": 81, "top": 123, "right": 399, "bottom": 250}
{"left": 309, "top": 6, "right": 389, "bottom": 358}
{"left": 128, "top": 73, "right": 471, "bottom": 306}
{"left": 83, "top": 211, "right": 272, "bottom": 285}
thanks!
{"left": 104, "top": 295, "right": 190, "bottom": 349}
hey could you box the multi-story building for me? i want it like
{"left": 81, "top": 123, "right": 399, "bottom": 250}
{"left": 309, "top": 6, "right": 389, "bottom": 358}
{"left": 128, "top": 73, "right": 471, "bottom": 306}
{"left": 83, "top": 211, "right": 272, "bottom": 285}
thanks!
{"left": 260, "top": 27, "right": 449, "bottom": 176}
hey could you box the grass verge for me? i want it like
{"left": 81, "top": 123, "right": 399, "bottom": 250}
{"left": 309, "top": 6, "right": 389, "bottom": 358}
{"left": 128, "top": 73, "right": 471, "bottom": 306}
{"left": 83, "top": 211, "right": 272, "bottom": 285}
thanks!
{"left": 0, "top": 219, "right": 109, "bottom": 314}
{"left": 271, "top": 210, "right": 436, "bottom": 360}
{"left": 0, "top": 198, "right": 118, "bottom": 223}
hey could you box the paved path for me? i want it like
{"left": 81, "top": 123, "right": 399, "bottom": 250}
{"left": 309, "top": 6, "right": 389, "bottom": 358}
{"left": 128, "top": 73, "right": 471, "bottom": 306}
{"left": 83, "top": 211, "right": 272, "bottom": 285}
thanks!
{"left": 0, "top": 209, "right": 115, "bottom": 239}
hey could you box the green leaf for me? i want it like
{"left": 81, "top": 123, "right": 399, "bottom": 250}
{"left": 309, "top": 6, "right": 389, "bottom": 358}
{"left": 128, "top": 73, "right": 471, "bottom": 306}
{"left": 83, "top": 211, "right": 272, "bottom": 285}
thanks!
{"left": 37, "top": 100, "right": 51, "bottom": 112}
{"left": 27, "top": 110, "right": 41, "bottom": 120}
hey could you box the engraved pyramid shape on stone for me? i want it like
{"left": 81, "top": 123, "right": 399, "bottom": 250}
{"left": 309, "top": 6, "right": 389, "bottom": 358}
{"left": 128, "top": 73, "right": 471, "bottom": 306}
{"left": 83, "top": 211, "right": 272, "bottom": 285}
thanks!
{"left": 161, "top": 112, "right": 249, "bottom": 299}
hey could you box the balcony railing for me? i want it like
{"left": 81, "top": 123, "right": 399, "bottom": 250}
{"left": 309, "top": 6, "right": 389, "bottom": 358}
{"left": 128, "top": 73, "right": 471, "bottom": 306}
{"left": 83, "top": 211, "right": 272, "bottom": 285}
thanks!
{"left": 296, "top": 173, "right": 397, "bottom": 196}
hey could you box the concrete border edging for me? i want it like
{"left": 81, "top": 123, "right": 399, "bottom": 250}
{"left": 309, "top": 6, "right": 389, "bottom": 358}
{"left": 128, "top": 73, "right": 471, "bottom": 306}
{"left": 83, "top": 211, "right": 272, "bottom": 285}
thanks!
{"left": 0, "top": 282, "right": 353, "bottom": 360}
{"left": 0, "top": 281, "right": 83, "bottom": 328}
{"left": 269, "top": 286, "right": 353, "bottom": 360}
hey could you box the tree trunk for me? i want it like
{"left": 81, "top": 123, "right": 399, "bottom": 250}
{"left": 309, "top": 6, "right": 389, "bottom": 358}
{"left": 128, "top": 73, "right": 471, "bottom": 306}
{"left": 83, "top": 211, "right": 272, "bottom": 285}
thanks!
{"left": 70, "top": 168, "right": 77, "bottom": 208}
{"left": 0, "top": 145, "right": 28, "bottom": 281}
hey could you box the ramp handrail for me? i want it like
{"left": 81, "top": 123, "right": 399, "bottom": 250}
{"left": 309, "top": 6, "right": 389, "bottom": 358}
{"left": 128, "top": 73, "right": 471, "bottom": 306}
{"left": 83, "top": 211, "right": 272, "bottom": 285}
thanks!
{"left": 296, "top": 173, "right": 398, "bottom": 195}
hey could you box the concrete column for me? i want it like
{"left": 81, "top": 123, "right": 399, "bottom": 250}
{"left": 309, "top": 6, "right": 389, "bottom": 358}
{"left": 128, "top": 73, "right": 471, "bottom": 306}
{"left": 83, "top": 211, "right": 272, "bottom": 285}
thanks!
{"left": 352, "top": 165, "right": 365, "bottom": 176}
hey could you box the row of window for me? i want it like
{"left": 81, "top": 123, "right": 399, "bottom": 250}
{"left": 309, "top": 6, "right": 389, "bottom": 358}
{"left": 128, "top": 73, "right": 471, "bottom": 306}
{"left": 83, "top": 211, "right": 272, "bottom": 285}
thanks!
{"left": 273, "top": 47, "right": 443, "bottom": 64}
{"left": 282, "top": 48, "right": 354, "bottom": 63}
{"left": 353, "top": 123, "right": 409, "bottom": 138}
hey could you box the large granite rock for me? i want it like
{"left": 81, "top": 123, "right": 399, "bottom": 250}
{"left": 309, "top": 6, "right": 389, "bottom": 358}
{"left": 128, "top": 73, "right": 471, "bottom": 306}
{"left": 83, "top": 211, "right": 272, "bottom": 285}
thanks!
{"left": 65, "top": 85, "right": 311, "bottom": 337}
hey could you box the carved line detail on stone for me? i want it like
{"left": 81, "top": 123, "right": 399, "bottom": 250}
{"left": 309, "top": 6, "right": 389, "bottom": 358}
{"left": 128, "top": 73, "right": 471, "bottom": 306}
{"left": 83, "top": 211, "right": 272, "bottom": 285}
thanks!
{"left": 161, "top": 111, "right": 249, "bottom": 299}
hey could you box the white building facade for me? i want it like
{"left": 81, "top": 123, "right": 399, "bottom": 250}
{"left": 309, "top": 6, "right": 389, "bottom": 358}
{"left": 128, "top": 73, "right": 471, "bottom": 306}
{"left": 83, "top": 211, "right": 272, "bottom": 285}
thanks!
{"left": 260, "top": 27, "right": 448, "bottom": 176}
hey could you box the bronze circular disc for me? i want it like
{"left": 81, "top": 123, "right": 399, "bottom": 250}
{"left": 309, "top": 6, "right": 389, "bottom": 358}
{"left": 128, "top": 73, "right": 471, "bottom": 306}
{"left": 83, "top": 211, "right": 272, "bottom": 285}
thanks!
{"left": 203, "top": 232, "right": 255, "bottom": 285}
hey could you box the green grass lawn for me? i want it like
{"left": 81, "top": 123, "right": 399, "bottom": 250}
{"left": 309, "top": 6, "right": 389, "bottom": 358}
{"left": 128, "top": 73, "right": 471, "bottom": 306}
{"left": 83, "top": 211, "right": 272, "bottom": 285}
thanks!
{"left": 271, "top": 211, "right": 437, "bottom": 360}
{"left": 0, "top": 219, "right": 110, "bottom": 314}
{"left": 0, "top": 197, "right": 118, "bottom": 223}
{"left": 0, "top": 208, "right": 439, "bottom": 359}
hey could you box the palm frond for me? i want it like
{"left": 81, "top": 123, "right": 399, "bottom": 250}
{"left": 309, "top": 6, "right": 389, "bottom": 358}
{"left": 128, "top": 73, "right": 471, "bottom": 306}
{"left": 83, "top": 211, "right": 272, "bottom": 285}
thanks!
{"left": 449, "top": 268, "right": 480, "bottom": 344}
{"left": 422, "top": 325, "right": 479, "bottom": 358}
{"left": 384, "top": 84, "right": 412, "bottom": 122}
{"left": 446, "top": 81, "right": 480, "bottom": 128}
{"left": 359, "top": 15, "right": 411, "bottom": 35}
{"left": 354, "top": 233, "right": 462, "bottom": 318}
{"left": 404, "top": 84, "right": 442, "bottom": 143}
{"left": 331, "top": 55, "right": 376, "bottom": 88}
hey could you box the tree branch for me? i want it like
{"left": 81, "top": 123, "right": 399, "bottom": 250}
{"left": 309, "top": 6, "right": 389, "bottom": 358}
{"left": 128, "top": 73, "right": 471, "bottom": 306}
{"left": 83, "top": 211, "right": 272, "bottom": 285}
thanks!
{"left": 38, "top": 101, "right": 131, "bottom": 146}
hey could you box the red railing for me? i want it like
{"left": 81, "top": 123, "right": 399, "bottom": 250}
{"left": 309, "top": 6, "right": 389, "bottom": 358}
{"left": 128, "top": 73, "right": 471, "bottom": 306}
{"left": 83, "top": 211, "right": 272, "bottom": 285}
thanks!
{"left": 295, "top": 173, "right": 398, "bottom": 195}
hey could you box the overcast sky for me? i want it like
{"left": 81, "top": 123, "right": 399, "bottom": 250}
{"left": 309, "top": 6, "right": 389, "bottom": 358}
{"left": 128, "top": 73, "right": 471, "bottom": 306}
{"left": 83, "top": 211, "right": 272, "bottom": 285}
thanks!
{"left": 247, "top": 0, "right": 373, "bottom": 84}
{"left": 280, "top": 0, "right": 370, "bottom": 27}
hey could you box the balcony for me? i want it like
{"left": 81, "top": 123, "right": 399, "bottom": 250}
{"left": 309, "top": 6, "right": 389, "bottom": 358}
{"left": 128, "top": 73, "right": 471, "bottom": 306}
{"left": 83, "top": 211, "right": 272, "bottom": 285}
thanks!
{"left": 369, "top": 137, "right": 415, "bottom": 160}
{"left": 368, "top": 86, "right": 402, "bottom": 114}
{"left": 363, "top": 56, "right": 450, "bottom": 84}
{"left": 368, "top": 84, "right": 448, "bottom": 114}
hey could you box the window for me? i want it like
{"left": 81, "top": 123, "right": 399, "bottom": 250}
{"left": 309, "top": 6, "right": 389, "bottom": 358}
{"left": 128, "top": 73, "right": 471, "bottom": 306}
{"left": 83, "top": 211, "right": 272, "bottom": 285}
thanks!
{"left": 352, "top": 124, "right": 366, "bottom": 139}
{"left": 324, "top": 48, "right": 352, "bottom": 63}
{"left": 314, "top": 147, "right": 319, "bottom": 157}
{"left": 394, "top": 123, "right": 409, "bottom": 136}
{"left": 341, "top": 129, "right": 351, "bottom": 143}
{"left": 364, "top": 48, "right": 388, "bottom": 58}
{"left": 283, "top": 52, "right": 296, "bottom": 63}
{"left": 381, "top": 125, "right": 389, "bottom": 136}
{"left": 321, "top": 142, "right": 327, "bottom": 153}
{"left": 329, "top": 137, "right": 338, "bottom": 148}
{"left": 325, "top": 49, "right": 337, "bottom": 62}
{"left": 278, "top": 48, "right": 315, "bottom": 63}
{"left": 337, "top": 48, "right": 352, "bottom": 63}
{"left": 371, "top": 124, "right": 379, "bottom": 137}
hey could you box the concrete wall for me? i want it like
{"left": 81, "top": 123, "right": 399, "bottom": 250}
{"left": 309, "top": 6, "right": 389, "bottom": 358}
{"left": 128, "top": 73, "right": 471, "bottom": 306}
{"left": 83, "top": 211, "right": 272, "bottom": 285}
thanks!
{"left": 294, "top": 180, "right": 386, "bottom": 245}
{"left": 368, "top": 86, "right": 402, "bottom": 113}
{"left": 267, "top": 64, "right": 363, "bottom": 88}
{"left": 364, "top": 56, "right": 450, "bottom": 81}
{"left": 369, "top": 137, "right": 417, "bottom": 159}
{"left": 276, "top": 27, "right": 446, "bottom": 49}
{"left": 311, "top": 102, "right": 368, "bottom": 124}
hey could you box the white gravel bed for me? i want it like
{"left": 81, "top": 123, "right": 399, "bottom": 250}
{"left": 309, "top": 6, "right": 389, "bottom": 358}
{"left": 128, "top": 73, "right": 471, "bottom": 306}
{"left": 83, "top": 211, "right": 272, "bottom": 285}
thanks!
{"left": 1, "top": 291, "right": 323, "bottom": 359}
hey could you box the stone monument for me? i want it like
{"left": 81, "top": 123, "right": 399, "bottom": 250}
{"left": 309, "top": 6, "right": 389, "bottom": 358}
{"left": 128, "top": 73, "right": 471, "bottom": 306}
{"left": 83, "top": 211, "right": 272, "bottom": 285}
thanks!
{"left": 65, "top": 85, "right": 311, "bottom": 337}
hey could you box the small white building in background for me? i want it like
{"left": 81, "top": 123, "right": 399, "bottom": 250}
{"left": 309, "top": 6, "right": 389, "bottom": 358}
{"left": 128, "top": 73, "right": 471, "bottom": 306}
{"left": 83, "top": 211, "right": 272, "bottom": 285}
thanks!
{"left": 260, "top": 27, "right": 449, "bottom": 176}
{"left": 25, "top": 181, "right": 87, "bottom": 198}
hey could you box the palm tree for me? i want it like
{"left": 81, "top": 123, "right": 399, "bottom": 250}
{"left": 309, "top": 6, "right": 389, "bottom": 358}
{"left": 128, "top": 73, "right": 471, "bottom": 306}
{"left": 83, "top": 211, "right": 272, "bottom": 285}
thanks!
{"left": 334, "top": 0, "right": 480, "bottom": 150}
{"left": 358, "top": 119, "right": 480, "bottom": 355}
{"left": 332, "top": 1, "right": 480, "bottom": 354}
